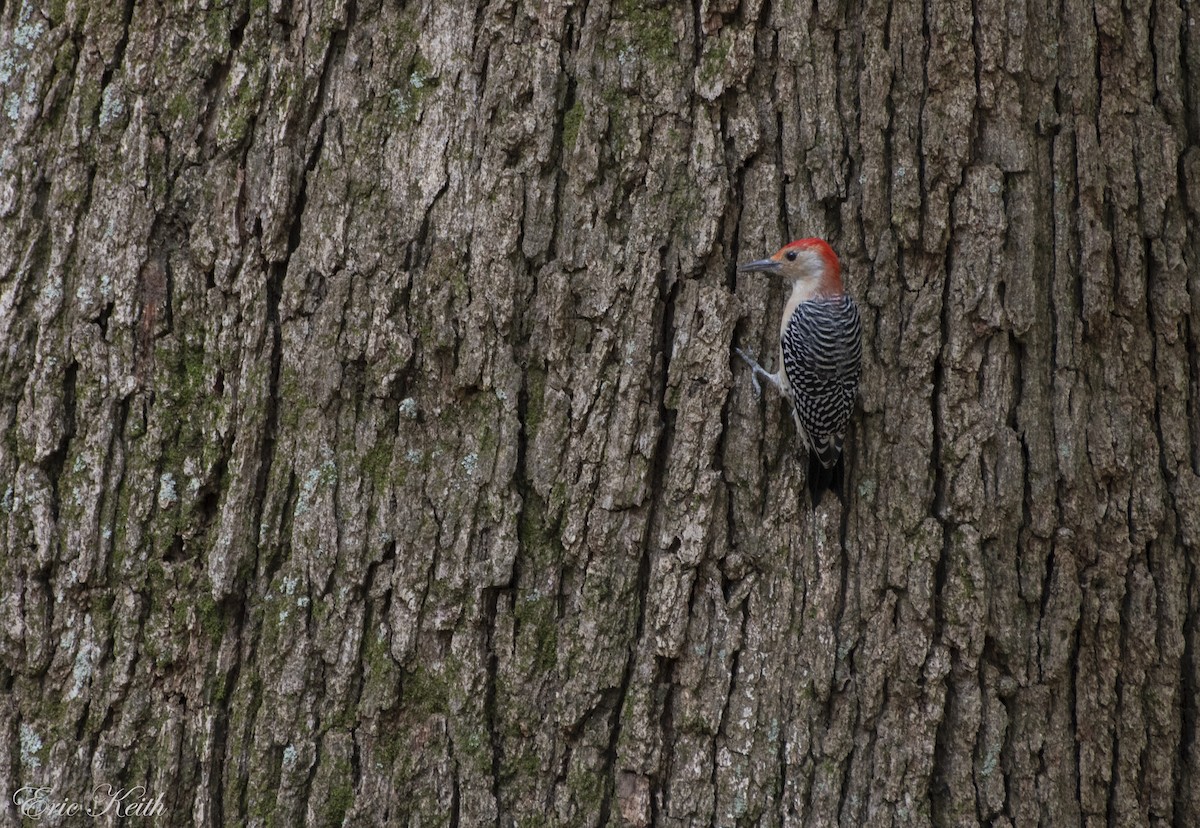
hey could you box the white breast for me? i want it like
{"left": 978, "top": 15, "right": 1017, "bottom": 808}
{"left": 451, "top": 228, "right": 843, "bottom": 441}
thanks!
{"left": 779, "top": 279, "right": 822, "bottom": 338}
{"left": 777, "top": 279, "right": 823, "bottom": 390}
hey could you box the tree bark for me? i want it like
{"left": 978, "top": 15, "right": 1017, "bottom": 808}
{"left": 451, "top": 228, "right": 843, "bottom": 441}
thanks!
{"left": 2, "top": 0, "right": 1199, "bottom": 825}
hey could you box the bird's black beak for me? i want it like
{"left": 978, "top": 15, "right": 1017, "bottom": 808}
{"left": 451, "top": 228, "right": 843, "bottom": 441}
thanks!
{"left": 737, "top": 258, "right": 781, "bottom": 273}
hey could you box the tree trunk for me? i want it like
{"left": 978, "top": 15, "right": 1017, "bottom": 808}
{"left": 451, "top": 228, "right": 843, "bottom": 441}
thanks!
{"left": 2, "top": 0, "right": 1198, "bottom": 825}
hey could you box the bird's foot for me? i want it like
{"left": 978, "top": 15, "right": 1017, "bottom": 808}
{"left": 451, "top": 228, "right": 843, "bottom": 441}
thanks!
{"left": 735, "top": 347, "right": 781, "bottom": 397}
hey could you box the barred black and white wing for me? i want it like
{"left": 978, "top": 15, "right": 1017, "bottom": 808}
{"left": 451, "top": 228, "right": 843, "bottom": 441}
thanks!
{"left": 780, "top": 295, "right": 862, "bottom": 502}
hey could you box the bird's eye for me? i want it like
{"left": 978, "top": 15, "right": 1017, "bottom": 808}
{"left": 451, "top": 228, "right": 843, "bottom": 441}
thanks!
{"left": 786, "top": 250, "right": 798, "bottom": 261}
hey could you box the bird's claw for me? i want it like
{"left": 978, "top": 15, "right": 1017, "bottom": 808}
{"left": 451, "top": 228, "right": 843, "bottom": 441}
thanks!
{"left": 734, "top": 347, "right": 764, "bottom": 398}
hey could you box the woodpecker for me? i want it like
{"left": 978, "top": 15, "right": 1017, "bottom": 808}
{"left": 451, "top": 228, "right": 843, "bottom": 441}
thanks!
{"left": 735, "top": 238, "right": 862, "bottom": 507}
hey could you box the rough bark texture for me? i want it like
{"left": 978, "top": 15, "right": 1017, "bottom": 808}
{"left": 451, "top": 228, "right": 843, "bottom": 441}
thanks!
{"left": 2, "top": 0, "right": 1199, "bottom": 825}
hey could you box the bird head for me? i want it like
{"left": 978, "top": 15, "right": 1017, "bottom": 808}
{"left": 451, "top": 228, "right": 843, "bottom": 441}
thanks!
{"left": 738, "top": 238, "right": 842, "bottom": 294}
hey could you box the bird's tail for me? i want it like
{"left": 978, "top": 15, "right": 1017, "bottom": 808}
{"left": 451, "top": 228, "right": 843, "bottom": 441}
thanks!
{"left": 807, "top": 453, "right": 844, "bottom": 508}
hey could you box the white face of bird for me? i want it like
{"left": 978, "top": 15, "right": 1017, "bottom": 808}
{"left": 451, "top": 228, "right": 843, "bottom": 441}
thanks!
{"left": 737, "top": 238, "right": 843, "bottom": 293}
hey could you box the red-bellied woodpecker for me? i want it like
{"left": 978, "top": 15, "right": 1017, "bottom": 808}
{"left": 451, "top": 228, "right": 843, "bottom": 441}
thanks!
{"left": 735, "top": 238, "right": 862, "bottom": 507}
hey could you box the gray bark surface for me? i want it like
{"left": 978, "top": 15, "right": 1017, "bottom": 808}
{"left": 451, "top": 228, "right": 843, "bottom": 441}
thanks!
{"left": 1, "top": 0, "right": 1198, "bottom": 825}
